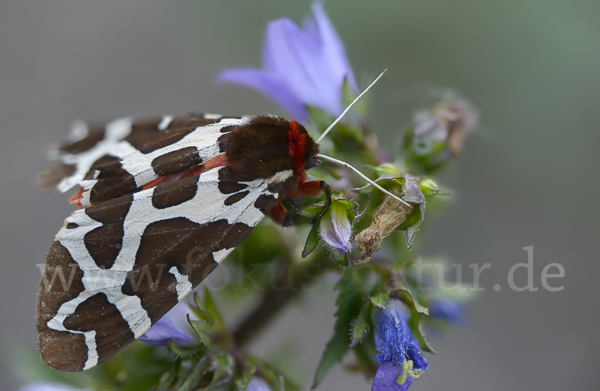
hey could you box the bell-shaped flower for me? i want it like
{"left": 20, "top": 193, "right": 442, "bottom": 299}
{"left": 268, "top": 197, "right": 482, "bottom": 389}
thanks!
{"left": 372, "top": 299, "right": 428, "bottom": 391}
{"left": 217, "top": 2, "right": 357, "bottom": 122}
{"left": 430, "top": 297, "right": 465, "bottom": 324}
{"left": 318, "top": 198, "right": 354, "bottom": 257}
{"left": 139, "top": 300, "right": 199, "bottom": 348}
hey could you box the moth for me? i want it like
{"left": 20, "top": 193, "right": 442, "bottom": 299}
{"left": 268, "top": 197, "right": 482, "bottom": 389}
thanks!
{"left": 35, "top": 113, "right": 328, "bottom": 372}
{"left": 35, "top": 71, "right": 405, "bottom": 372}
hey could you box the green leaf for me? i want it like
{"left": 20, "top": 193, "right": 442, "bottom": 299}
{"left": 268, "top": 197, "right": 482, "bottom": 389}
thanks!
{"left": 352, "top": 333, "right": 378, "bottom": 379}
{"left": 312, "top": 268, "right": 364, "bottom": 388}
{"left": 350, "top": 302, "right": 371, "bottom": 347}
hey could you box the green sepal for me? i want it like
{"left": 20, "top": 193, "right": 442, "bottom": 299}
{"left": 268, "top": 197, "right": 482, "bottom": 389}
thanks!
{"left": 251, "top": 358, "right": 300, "bottom": 391}
{"left": 368, "top": 163, "right": 401, "bottom": 177}
{"left": 302, "top": 222, "right": 321, "bottom": 258}
{"left": 301, "top": 182, "right": 332, "bottom": 258}
{"left": 203, "top": 288, "right": 225, "bottom": 333}
{"left": 368, "top": 290, "right": 390, "bottom": 310}
{"left": 333, "top": 197, "right": 359, "bottom": 213}
{"left": 298, "top": 202, "right": 326, "bottom": 218}
{"left": 353, "top": 175, "right": 405, "bottom": 196}
{"left": 233, "top": 369, "right": 256, "bottom": 391}
{"left": 312, "top": 268, "right": 365, "bottom": 388}
{"left": 161, "top": 355, "right": 213, "bottom": 391}
{"left": 407, "top": 313, "right": 436, "bottom": 354}
{"left": 188, "top": 317, "right": 213, "bottom": 350}
{"left": 203, "top": 353, "right": 235, "bottom": 391}
{"left": 392, "top": 288, "right": 428, "bottom": 316}
{"left": 392, "top": 288, "right": 435, "bottom": 354}
{"left": 418, "top": 178, "right": 447, "bottom": 197}
{"left": 167, "top": 334, "right": 204, "bottom": 357}
{"left": 397, "top": 177, "right": 426, "bottom": 248}
{"left": 193, "top": 292, "right": 216, "bottom": 324}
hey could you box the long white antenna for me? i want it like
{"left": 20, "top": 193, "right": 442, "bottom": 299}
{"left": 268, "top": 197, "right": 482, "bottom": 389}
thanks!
{"left": 317, "top": 154, "right": 412, "bottom": 208}
{"left": 315, "top": 69, "right": 387, "bottom": 143}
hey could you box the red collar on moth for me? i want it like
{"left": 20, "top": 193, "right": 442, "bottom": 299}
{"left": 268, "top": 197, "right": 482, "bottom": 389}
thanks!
{"left": 288, "top": 120, "right": 308, "bottom": 175}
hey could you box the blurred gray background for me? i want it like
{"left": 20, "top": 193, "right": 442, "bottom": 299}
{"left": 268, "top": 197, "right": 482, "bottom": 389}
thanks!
{"left": 1, "top": 0, "right": 599, "bottom": 390}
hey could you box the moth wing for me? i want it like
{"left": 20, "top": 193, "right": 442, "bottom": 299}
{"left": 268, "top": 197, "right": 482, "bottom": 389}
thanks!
{"left": 36, "top": 166, "right": 279, "bottom": 372}
{"left": 37, "top": 114, "right": 246, "bottom": 205}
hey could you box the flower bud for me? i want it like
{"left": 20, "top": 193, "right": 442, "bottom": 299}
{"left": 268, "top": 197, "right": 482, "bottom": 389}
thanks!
{"left": 246, "top": 377, "right": 273, "bottom": 391}
{"left": 319, "top": 198, "right": 354, "bottom": 257}
{"left": 403, "top": 97, "right": 477, "bottom": 172}
{"left": 418, "top": 178, "right": 443, "bottom": 197}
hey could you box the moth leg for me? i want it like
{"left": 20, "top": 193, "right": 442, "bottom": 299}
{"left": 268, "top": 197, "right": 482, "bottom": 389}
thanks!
{"left": 296, "top": 179, "right": 325, "bottom": 198}
{"left": 270, "top": 201, "right": 293, "bottom": 227}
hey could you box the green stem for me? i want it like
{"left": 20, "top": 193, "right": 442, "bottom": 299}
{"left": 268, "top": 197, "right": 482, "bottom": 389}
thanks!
{"left": 232, "top": 254, "right": 330, "bottom": 347}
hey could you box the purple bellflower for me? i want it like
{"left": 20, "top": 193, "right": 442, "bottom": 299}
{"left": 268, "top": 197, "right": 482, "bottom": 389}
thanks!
{"left": 139, "top": 300, "right": 199, "bottom": 348}
{"left": 430, "top": 298, "right": 465, "bottom": 324}
{"left": 372, "top": 299, "right": 428, "bottom": 391}
{"left": 217, "top": 2, "right": 357, "bottom": 122}
{"left": 15, "top": 383, "right": 90, "bottom": 391}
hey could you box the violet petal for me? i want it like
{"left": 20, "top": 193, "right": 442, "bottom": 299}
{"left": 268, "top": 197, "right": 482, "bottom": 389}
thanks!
{"left": 371, "top": 363, "right": 414, "bottom": 391}
{"left": 139, "top": 300, "right": 199, "bottom": 347}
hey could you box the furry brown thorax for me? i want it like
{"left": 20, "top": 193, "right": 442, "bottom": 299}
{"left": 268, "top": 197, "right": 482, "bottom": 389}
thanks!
{"left": 221, "top": 116, "right": 319, "bottom": 183}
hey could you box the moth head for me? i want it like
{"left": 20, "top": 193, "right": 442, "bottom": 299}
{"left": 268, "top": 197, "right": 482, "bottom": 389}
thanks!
{"left": 288, "top": 120, "right": 320, "bottom": 175}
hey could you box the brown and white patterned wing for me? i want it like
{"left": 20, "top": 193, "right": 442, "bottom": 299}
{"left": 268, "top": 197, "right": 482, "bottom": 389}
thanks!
{"left": 36, "top": 165, "right": 280, "bottom": 372}
{"left": 37, "top": 114, "right": 246, "bottom": 205}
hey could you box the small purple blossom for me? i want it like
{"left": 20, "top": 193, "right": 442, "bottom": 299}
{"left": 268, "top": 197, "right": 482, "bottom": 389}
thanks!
{"left": 217, "top": 2, "right": 357, "bottom": 122}
{"left": 15, "top": 383, "right": 90, "bottom": 391}
{"left": 430, "top": 298, "right": 465, "bottom": 324}
{"left": 319, "top": 199, "right": 353, "bottom": 256}
{"left": 372, "top": 363, "right": 414, "bottom": 391}
{"left": 246, "top": 377, "right": 273, "bottom": 391}
{"left": 139, "top": 300, "right": 199, "bottom": 348}
{"left": 372, "top": 299, "right": 428, "bottom": 391}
